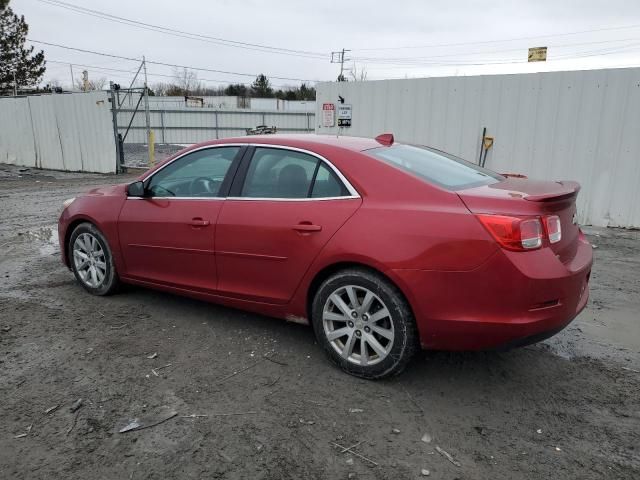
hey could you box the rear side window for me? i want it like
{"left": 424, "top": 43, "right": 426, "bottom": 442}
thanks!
{"left": 311, "top": 163, "right": 349, "bottom": 198}
{"left": 366, "top": 144, "right": 503, "bottom": 190}
{"left": 241, "top": 147, "right": 350, "bottom": 199}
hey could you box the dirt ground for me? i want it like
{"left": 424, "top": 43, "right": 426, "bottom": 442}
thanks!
{"left": 122, "top": 143, "right": 185, "bottom": 169}
{"left": 1, "top": 164, "right": 638, "bottom": 480}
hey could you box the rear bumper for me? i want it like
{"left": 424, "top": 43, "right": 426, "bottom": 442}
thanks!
{"left": 393, "top": 237, "right": 592, "bottom": 351}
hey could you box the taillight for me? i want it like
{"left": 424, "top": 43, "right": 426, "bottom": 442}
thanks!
{"left": 476, "top": 214, "right": 543, "bottom": 251}
{"left": 544, "top": 215, "right": 562, "bottom": 244}
{"left": 520, "top": 218, "right": 544, "bottom": 249}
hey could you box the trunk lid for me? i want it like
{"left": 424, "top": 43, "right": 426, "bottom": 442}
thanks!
{"left": 457, "top": 178, "right": 581, "bottom": 262}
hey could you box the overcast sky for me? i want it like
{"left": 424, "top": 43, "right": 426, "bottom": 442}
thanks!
{"left": 13, "top": 0, "right": 640, "bottom": 89}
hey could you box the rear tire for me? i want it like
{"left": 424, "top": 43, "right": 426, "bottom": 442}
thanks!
{"left": 312, "top": 268, "right": 418, "bottom": 379}
{"left": 68, "top": 222, "right": 119, "bottom": 296}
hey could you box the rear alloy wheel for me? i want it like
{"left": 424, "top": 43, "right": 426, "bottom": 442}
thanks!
{"left": 312, "top": 269, "right": 418, "bottom": 379}
{"left": 69, "top": 223, "right": 119, "bottom": 296}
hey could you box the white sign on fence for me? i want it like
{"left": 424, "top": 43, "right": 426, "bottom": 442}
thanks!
{"left": 322, "top": 103, "right": 335, "bottom": 127}
{"left": 337, "top": 104, "right": 352, "bottom": 127}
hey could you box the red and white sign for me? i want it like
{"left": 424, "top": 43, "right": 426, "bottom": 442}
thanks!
{"left": 322, "top": 103, "right": 335, "bottom": 127}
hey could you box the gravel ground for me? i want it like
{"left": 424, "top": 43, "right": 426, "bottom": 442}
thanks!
{"left": 1, "top": 164, "right": 639, "bottom": 479}
{"left": 122, "top": 143, "right": 189, "bottom": 169}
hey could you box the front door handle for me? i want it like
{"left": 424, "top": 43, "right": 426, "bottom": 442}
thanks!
{"left": 190, "top": 218, "right": 210, "bottom": 227}
{"left": 293, "top": 222, "right": 322, "bottom": 233}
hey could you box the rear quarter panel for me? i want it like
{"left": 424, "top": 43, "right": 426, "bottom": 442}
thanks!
{"left": 287, "top": 149, "right": 498, "bottom": 319}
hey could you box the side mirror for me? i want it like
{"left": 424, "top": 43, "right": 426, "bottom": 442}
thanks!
{"left": 127, "top": 181, "right": 146, "bottom": 197}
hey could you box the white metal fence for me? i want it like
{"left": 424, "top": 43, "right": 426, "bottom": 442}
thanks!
{"left": 117, "top": 108, "right": 315, "bottom": 144}
{"left": 316, "top": 68, "right": 640, "bottom": 228}
{"left": 0, "top": 91, "right": 117, "bottom": 174}
{"left": 117, "top": 95, "right": 316, "bottom": 112}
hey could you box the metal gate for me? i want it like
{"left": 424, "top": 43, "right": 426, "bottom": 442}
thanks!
{"left": 109, "top": 83, "right": 316, "bottom": 171}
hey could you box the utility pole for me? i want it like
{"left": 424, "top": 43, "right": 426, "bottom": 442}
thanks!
{"left": 142, "top": 56, "right": 154, "bottom": 166}
{"left": 82, "top": 70, "right": 89, "bottom": 92}
{"left": 331, "top": 48, "right": 350, "bottom": 81}
{"left": 13, "top": 72, "right": 17, "bottom": 96}
{"left": 69, "top": 64, "right": 74, "bottom": 91}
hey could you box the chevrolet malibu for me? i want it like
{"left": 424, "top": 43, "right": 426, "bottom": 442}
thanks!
{"left": 58, "top": 134, "right": 592, "bottom": 379}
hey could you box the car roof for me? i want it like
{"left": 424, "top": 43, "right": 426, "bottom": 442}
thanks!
{"left": 198, "top": 134, "right": 382, "bottom": 153}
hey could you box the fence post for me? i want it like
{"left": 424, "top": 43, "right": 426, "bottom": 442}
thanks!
{"left": 307, "top": 112, "right": 310, "bottom": 132}
{"left": 148, "top": 130, "right": 155, "bottom": 167}
{"left": 160, "top": 110, "right": 166, "bottom": 144}
{"left": 215, "top": 110, "right": 219, "bottom": 139}
{"left": 262, "top": 112, "right": 266, "bottom": 126}
{"left": 118, "top": 133, "right": 124, "bottom": 168}
{"left": 108, "top": 82, "right": 123, "bottom": 173}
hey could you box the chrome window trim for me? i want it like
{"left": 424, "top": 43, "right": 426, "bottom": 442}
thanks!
{"left": 132, "top": 144, "right": 245, "bottom": 201}
{"left": 140, "top": 143, "right": 247, "bottom": 183}
{"left": 131, "top": 142, "right": 361, "bottom": 201}
{"left": 126, "top": 196, "right": 225, "bottom": 201}
{"left": 225, "top": 196, "right": 359, "bottom": 202}
{"left": 245, "top": 143, "right": 360, "bottom": 199}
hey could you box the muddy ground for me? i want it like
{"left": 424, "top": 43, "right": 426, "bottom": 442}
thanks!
{"left": 1, "top": 164, "right": 638, "bottom": 480}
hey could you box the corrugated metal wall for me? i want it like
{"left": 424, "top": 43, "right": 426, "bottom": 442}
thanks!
{"left": 118, "top": 95, "right": 240, "bottom": 110}
{"left": 0, "top": 91, "right": 117, "bottom": 173}
{"left": 117, "top": 109, "right": 315, "bottom": 144}
{"left": 117, "top": 95, "right": 315, "bottom": 112}
{"left": 316, "top": 68, "right": 640, "bottom": 228}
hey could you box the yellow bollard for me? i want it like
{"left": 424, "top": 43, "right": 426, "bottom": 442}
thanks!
{"left": 148, "top": 130, "right": 155, "bottom": 167}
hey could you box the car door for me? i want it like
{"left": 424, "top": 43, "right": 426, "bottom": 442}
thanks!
{"left": 215, "top": 146, "right": 362, "bottom": 304}
{"left": 118, "top": 145, "right": 243, "bottom": 292}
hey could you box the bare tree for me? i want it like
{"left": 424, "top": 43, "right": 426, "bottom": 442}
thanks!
{"left": 349, "top": 62, "right": 368, "bottom": 82}
{"left": 172, "top": 67, "right": 202, "bottom": 95}
{"left": 46, "top": 78, "right": 62, "bottom": 90}
{"left": 151, "top": 82, "right": 170, "bottom": 96}
{"left": 91, "top": 77, "right": 107, "bottom": 90}
{"left": 74, "top": 75, "right": 107, "bottom": 91}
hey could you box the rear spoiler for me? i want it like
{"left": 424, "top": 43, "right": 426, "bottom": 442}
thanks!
{"left": 524, "top": 181, "right": 581, "bottom": 202}
{"left": 500, "top": 173, "right": 528, "bottom": 179}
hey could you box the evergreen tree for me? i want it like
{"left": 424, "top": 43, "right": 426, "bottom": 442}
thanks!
{"left": 0, "top": 0, "right": 46, "bottom": 93}
{"left": 250, "top": 74, "right": 273, "bottom": 98}
{"left": 224, "top": 83, "right": 248, "bottom": 97}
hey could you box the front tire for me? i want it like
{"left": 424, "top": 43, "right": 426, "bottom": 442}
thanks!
{"left": 68, "top": 222, "right": 119, "bottom": 296}
{"left": 312, "top": 268, "right": 418, "bottom": 379}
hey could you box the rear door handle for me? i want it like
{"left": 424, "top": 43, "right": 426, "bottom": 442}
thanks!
{"left": 293, "top": 222, "right": 322, "bottom": 233}
{"left": 190, "top": 218, "right": 210, "bottom": 227}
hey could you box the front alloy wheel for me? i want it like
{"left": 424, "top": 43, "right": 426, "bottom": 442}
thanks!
{"left": 69, "top": 222, "right": 119, "bottom": 296}
{"left": 73, "top": 233, "right": 107, "bottom": 288}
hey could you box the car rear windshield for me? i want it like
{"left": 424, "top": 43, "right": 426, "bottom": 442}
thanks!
{"left": 366, "top": 144, "right": 503, "bottom": 190}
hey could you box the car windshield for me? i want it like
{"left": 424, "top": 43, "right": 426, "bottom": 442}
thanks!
{"left": 366, "top": 144, "right": 503, "bottom": 190}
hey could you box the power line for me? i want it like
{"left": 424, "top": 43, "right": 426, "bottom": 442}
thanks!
{"left": 352, "top": 23, "right": 640, "bottom": 52}
{"left": 44, "top": 59, "right": 299, "bottom": 87}
{"left": 29, "top": 39, "right": 322, "bottom": 82}
{"left": 36, "top": 0, "right": 328, "bottom": 60}
{"left": 46, "top": 60, "right": 228, "bottom": 83}
{"left": 351, "top": 42, "right": 640, "bottom": 68}
{"left": 352, "top": 37, "right": 640, "bottom": 64}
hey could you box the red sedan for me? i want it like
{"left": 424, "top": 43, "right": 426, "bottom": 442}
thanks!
{"left": 58, "top": 134, "right": 592, "bottom": 378}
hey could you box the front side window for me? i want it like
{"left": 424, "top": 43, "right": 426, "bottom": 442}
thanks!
{"left": 147, "top": 147, "right": 239, "bottom": 197}
{"left": 241, "top": 147, "right": 349, "bottom": 199}
{"left": 366, "top": 144, "right": 503, "bottom": 190}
